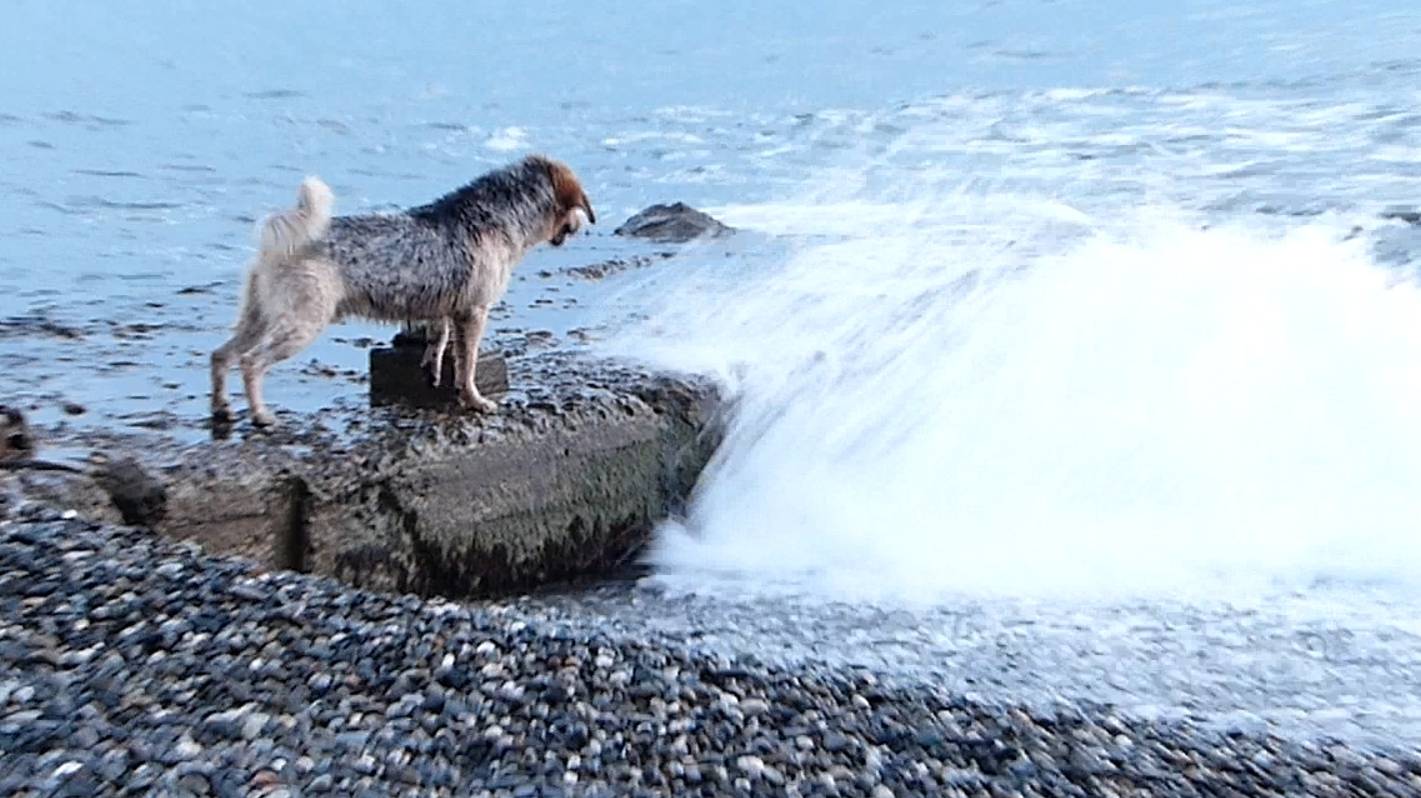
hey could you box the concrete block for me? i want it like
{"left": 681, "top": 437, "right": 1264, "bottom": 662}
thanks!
{"left": 369, "top": 344, "right": 509, "bottom": 409}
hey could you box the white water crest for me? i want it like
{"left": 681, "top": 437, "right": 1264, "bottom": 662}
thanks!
{"left": 609, "top": 169, "right": 1421, "bottom": 604}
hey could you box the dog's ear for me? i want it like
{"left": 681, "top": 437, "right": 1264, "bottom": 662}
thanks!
{"left": 546, "top": 159, "right": 593, "bottom": 224}
{"left": 578, "top": 190, "right": 595, "bottom": 225}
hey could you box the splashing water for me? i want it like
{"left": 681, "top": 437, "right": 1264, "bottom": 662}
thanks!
{"left": 609, "top": 173, "right": 1421, "bottom": 604}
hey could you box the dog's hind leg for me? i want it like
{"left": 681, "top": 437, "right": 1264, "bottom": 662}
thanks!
{"left": 211, "top": 292, "right": 265, "bottom": 422}
{"left": 420, "top": 318, "right": 451, "bottom": 387}
{"left": 454, "top": 306, "right": 496, "bottom": 413}
{"left": 240, "top": 318, "right": 324, "bottom": 428}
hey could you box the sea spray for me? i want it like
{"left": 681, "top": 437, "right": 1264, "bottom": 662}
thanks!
{"left": 608, "top": 179, "right": 1421, "bottom": 602}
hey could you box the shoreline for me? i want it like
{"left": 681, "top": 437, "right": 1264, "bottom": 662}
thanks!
{"left": 0, "top": 512, "right": 1415, "bottom": 796}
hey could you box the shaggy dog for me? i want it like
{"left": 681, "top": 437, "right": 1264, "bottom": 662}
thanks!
{"left": 210, "top": 155, "right": 594, "bottom": 427}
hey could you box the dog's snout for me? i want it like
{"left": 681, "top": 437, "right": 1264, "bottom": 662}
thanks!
{"left": 6, "top": 433, "right": 31, "bottom": 451}
{"left": 550, "top": 222, "right": 575, "bottom": 247}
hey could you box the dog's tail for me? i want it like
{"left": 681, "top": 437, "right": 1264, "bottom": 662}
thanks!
{"left": 257, "top": 176, "right": 334, "bottom": 264}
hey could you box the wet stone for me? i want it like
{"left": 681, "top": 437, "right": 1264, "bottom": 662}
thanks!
{"left": 613, "top": 203, "right": 733, "bottom": 244}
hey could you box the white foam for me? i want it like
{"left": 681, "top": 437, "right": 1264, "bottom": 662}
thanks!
{"left": 484, "top": 126, "right": 528, "bottom": 152}
{"left": 1369, "top": 145, "right": 1421, "bottom": 163}
{"left": 610, "top": 176, "right": 1421, "bottom": 605}
{"left": 601, "top": 131, "right": 707, "bottom": 147}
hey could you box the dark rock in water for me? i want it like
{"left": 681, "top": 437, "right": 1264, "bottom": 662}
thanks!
{"left": 0, "top": 406, "right": 35, "bottom": 463}
{"left": 614, "top": 202, "right": 732, "bottom": 243}
{"left": 0, "top": 315, "right": 85, "bottom": 341}
{"left": 562, "top": 253, "right": 673, "bottom": 281}
{"left": 1381, "top": 209, "right": 1421, "bottom": 225}
{"left": 92, "top": 458, "right": 167, "bottom": 526}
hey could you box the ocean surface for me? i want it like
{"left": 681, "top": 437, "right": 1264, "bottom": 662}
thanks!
{"left": 4, "top": 0, "right": 1421, "bottom": 747}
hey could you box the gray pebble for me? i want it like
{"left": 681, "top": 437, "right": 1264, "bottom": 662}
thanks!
{"left": 0, "top": 516, "right": 1408, "bottom": 798}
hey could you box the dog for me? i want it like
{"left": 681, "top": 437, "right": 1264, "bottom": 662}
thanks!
{"left": 211, "top": 155, "right": 594, "bottom": 427}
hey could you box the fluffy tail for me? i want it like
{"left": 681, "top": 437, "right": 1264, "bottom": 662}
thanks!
{"left": 257, "top": 176, "right": 334, "bottom": 263}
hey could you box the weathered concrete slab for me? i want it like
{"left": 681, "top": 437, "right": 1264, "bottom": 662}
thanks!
{"left": 302, "top": 363, "right": 719, "bottom": 596}
{"left": 4, "top": 353, "right": 722, "bottom": 598}
{"left": 156, "top": 449, "right": 306, "bottom": 568}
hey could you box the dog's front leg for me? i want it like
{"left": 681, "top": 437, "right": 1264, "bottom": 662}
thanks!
{"left": 455, "top": 307, "right": 496, "bottom": 413}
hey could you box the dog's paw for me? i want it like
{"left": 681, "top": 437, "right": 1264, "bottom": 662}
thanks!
{"left": 251, "top": 410, "right": 279, "bottom": 428}
{"left": 459, "top": 392, "right": 498, "bottom": 414}
{"left": 211, "top": 403, "right": 234, "bottom": 423}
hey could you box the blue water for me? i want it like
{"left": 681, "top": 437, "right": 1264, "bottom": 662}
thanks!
{"left": 2, "top": 0, "right": 1418, "bottom": 292}
{"left": 4, "top": 1, "right": 1420, "bottom": 247}
{"left": 4, "top": 1, "right": 1420, "bottom": 329}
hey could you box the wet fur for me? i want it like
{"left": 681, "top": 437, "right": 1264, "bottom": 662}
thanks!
{"left": 420, "top": 319, "right": 453, "bottom": 387}
{"left": 211, "top": 155, "right": 594, "bottom": 426}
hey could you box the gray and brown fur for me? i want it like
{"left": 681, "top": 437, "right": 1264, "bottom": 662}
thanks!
{"left": 211, "top": 155, "right": 594, "bottom": 426}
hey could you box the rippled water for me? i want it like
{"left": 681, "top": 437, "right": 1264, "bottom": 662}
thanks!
{"left": 5, "top": 0, "right": 1421, "bottom": 746}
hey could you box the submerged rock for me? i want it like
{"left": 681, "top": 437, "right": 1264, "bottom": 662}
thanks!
{"left": 1382, "top": 209, "right": 1421, "bottom": 225}
{"left": 614, "top": 202, "right": 733, "bottom": 243}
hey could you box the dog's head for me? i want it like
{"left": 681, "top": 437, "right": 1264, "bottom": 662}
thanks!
{"left": 0, "top": 405, "right": 34, "bottom": 463}
{"left": 544, "top": 159, "right": 595, "bottom": 247}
